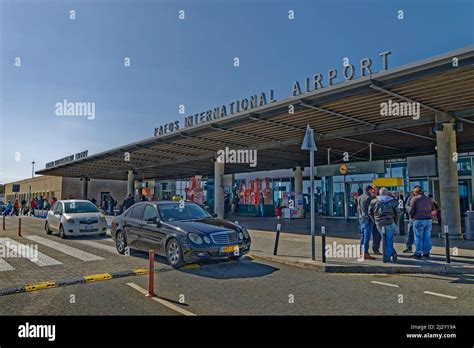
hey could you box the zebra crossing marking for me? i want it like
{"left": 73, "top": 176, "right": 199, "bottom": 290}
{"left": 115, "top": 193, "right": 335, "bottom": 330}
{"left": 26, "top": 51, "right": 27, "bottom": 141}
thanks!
{"left": 0, "top": 258, "right": 15, "bottom": 272}
{"left": 0, "top": 238, "right": 62, "bottom": 267}
{"left": 74, "top": 240, "right": 118, "bottom": 254}
{"left": 25, "top": 235, "right": 104, "bottom": 261}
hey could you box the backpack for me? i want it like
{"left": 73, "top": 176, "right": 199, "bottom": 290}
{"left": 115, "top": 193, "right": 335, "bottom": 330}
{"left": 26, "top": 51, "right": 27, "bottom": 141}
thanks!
{"left": 374, "top": 199, "right": 394, "bottom": 218}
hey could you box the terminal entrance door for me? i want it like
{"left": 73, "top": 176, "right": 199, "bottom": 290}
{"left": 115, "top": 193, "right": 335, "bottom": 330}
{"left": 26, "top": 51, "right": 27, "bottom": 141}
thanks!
{"left": 346, "top": 180, "right": 372, "bottom": 218}
{"left": 428, "top": 178, "right": 471, "bottom": 217}
{"left": 459, "top": 179, "right": 471, "bottom": 216}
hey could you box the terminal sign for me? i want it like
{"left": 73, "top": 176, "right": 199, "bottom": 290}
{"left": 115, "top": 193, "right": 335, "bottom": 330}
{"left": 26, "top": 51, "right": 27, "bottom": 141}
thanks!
{"left": 292, "top": 51, "right": 392, "bottom": 96}
{"left": 45, "top": 150, "right": 88, "bottom": 169}
{"left": 154, "top": 90, "right": 276, "bottom": 137}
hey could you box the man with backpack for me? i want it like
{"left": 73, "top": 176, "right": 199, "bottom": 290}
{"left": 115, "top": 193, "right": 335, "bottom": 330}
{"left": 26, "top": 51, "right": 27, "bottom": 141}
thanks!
{"left": 368, "top": 187, "right": 401, "bottom": 263}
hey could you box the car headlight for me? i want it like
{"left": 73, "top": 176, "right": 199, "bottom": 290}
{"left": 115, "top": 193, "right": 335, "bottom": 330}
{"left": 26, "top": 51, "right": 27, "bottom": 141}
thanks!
{"left": 241, "top": 227, "right": 250, "bottom": 239}
{"left": 188, "top": 233, "right": 203, "bottom": 245}
{"left": 203, "top": 236, "right": 211, "bottom": 244}
{"left": 239, "top": 232, "right": 244, "bottom": 240}
{"left": 66, "top": 217, "right": 75, "bottom": 223}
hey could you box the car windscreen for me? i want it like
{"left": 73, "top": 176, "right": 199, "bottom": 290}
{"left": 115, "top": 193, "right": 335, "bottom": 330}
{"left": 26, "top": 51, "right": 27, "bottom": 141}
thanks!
{"left": 64, "top": 201, "right": 99, "bottom": 214}
{"left": 158, "top": 203, "right": 211, "bottom": 222}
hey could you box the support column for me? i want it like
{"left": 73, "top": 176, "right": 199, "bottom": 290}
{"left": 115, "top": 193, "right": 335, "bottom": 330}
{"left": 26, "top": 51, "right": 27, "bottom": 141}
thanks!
{"left": 80, "top": 177, "right": 89, "bottom": 200}
{"left": 214, "top": 160, "right": 225, "bottom": 219}
{"left": 127, "top": 170, "right": 135, "bottom": 197}
{"left": 435, "top": 114, "right": 462, "bottom": 238}
{"left": 294, "top": 166, "right": 303, "bottom": 194}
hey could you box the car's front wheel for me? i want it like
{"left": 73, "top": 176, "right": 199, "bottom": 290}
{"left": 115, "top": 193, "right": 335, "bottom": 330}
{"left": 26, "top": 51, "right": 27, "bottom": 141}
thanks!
{"left": 45, "top": 222, "right": 52, "bottom": 235}
{"left": 115, "top": 230, "right": 127, "bottom": 254}
{"left": 166, "top": 238, "right": 184, "bottom": 268}
{"left": 59, "top": 225, "right": 67, "bottom": 239}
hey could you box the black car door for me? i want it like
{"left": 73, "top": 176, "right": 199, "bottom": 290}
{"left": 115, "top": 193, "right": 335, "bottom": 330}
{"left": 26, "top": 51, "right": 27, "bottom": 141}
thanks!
{"left": 125, "top": 204, "right": 145, "bottom": 249}
{"left": 139, "top": 204, "right": 166, "bottom": 255}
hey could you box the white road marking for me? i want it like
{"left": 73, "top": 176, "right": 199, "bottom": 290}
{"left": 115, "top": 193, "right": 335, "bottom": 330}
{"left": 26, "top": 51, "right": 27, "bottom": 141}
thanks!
{"left": 25, "top": 235, "right": 104, "bottom": 261}
{"left": 423, "top": 291, "right": 458, "bottom": 300}
{"left": 74, "top": 240, "right": 118, "bottom": 254}
{"left": 0, "top": 258, "right": 15, "bottom": 272}
{"left": 370, "top": 281, "right": 400, "bottom": 288}
{"left": 126, "top": 282, "right": 196, "bottom": 316}
{"left": 0, "top": 238, "right": 62, "bottom": 267}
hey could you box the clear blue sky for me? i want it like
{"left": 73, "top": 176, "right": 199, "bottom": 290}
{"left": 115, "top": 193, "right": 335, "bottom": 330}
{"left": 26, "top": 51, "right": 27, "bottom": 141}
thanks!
{"left": 1, "top": 0, "right": 473, "bottom": 183}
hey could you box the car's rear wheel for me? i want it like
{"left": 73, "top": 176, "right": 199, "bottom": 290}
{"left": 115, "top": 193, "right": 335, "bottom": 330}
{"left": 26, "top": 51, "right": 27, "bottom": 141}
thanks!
{"left": 45, "top": 222, "right": 52, "bottom": 235}
{"left": 115, "top": 230, "right": 127, "bottom": 254}
{"left": 59, "top": 225, "right": 67, "bottom": 239}
{"left": 166, "top": 238, "right": 184, "bottom": 268}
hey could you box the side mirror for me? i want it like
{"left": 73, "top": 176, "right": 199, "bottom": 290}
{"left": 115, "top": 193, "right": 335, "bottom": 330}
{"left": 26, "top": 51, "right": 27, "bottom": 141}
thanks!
{"left": 156, "top": 219, "right": 163, "bottom": 228}
{"left": 211, "top": 213, "right": 218, "bottom": 218}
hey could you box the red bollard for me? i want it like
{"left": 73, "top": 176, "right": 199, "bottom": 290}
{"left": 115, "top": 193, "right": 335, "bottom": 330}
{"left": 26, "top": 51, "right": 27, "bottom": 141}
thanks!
{"left": 146, "top": 249, "right": 156, "bottom": 297}
{"left": 18, "top": 218, "right": 22, "bottom": 237}
{"left": 2, "top": 215, "right": 5, "bottom": 231}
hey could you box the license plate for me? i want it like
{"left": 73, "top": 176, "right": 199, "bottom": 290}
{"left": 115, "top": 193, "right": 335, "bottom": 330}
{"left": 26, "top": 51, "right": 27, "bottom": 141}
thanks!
{"left": 84, "top": 225, "right": 95, "bottom": 231}
{"left": 220, "top": 245, "right": 238, "bottom": 253}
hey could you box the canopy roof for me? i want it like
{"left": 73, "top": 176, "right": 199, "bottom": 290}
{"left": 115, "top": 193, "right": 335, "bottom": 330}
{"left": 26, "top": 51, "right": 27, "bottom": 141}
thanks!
{"left": 37, "top": 46, "right": 474, "bottom": 181}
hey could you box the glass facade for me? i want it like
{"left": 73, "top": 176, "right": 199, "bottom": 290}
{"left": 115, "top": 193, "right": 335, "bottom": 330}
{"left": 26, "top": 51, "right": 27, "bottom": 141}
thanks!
{"left": 142, "top": 156, "right": 474, "bottom": 219}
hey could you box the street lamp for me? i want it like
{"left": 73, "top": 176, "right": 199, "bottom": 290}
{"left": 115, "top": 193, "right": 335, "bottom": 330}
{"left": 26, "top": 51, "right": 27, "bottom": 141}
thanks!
{"left": 31, "top": 160, "right": 36, "bottom": 178}
{"left": 301, "top": 125, "right": 317, "bottom": 260}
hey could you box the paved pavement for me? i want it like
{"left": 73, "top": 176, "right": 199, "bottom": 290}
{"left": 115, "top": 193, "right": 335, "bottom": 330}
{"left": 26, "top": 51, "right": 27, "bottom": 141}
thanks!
{"left": 0, "top": 215, "right": 472, "bottom": 316}
{"left": 229, "top": 215, "right": 474, "bottom": 274}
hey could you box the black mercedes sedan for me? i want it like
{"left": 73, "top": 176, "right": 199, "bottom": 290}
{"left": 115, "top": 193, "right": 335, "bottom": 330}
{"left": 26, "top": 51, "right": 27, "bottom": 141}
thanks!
{"left": 111, "top": 201, "right": 251, "bottom": 268}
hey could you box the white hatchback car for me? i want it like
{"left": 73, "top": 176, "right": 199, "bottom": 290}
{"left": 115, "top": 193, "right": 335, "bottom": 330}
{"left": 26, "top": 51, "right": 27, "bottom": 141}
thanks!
{"left": 45, "top": 200, "right": 107, "bottom": 238}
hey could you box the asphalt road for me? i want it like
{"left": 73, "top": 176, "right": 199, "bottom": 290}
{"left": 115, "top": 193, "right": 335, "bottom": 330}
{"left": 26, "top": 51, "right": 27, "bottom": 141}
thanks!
{"left": 1, "top": 257, "right": 472, "bottom": 315}
{"left": 0, "top": 216, "right": 472, "bottom": 315}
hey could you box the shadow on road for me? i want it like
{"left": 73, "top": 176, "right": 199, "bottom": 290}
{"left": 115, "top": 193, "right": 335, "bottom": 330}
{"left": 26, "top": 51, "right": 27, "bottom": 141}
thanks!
{"left": 180, "top": 260, "right": 279, "bottom": 280}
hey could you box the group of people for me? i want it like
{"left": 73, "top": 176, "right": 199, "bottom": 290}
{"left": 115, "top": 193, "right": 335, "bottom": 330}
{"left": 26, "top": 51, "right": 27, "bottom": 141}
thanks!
{"left": 357, "top": 184, "right": 436, "bottom": 262}
{"left": 2, "top": 196, "right": 58, "bottom": 217}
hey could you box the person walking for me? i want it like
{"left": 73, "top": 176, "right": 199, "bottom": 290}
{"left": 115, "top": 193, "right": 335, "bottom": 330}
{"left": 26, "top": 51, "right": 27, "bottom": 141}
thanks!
{"left": 102, "top": 197, "right": 109, "bottom": 214}
{"left": 3, "top": 201, "right": 13, "bottom": 216}
{"left": 38, "top": 196, "right": 44, "bottom": 212}
{"left": 233, "top": 193, "right": 240, "bottom": 214}
{"left": 409, "top": 186, "right": 435, "bottom": 259}
{"left": 20, "top": 198, "right": 26, "bottom": 215}
{"left": 403, "top": 192, "right": 415, "bottom": 253}
{"left": 12, "top": 199, "right": 20, "bottom": 216}
{"left": 357, "top": 184, "right": 377, "bottom": 260}
{"left": 30, "top": 197, "right": 37, "bottom": 216}
{"left": 108, "top": 196, "right": 115, "bottom": 216}
{"left": 259, "top": 191, "right": 265, "bottom": 217}
{"left": 368, "top": 187, "right": 401, "bottom": 263}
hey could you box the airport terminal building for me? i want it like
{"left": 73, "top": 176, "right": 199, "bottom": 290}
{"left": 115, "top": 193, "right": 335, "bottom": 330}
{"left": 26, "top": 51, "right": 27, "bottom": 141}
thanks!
{"left": 35, "top": 46, "right": 474, "bottom": 239}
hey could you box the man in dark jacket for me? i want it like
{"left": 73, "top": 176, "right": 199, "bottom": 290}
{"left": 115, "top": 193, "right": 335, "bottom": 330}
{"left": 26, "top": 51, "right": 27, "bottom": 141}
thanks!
{"left": 368, "top": 187, "right": 401, "bottom": 263}
{"left": 408, "top": 186, "right": 435, "bottom": 259}
{"left": 357, "top": 184, "right": 377, "bottom": 260}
